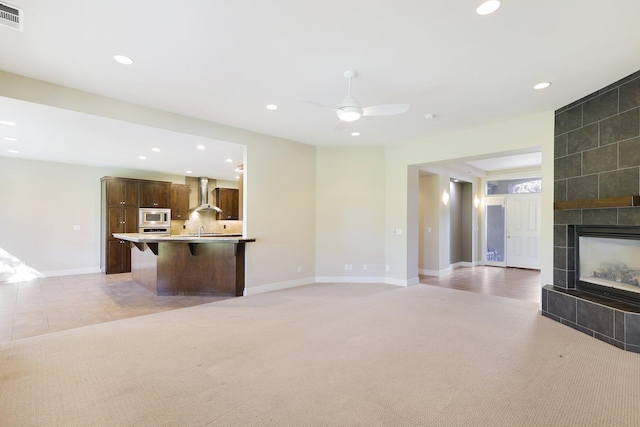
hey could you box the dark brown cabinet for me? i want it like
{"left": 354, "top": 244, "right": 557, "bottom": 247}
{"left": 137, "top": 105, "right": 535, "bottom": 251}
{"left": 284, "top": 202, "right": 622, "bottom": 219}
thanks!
{"left": 139, "top": 181, "right": 170, "bottom": 208}
{"left": 170, "top": 184, "right": 191, "bottom": 220}
{"left": 101, "top": 177, "right": 139, "bottom": 274}
{"left": 215, "top": 188, "right": 239, "bottom": 220}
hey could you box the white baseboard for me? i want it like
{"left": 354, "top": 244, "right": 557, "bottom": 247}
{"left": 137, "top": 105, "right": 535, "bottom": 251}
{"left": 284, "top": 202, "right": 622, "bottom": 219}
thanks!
{"left": 315, "top": 276, "right": 386, "bottom": 284}
{"left": 244, "top": 277, "right": 315, "bottom": 296}
{"left": 40, "top": 267, "right": 102, "bottom": 278}
{"left": 419, "top": 268, "right": 451, "bottom": 277}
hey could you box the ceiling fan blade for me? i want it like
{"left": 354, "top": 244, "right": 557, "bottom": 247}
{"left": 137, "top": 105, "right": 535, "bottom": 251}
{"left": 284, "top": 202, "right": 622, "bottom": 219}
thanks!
{"left": 362, "top": 104, "right": 410, "bottom": 116}
{"left": 301, "top": 100, "right": 336, "bottom": 112}
{"left": 334, "top": 120, "right": 349, "bottom": 132}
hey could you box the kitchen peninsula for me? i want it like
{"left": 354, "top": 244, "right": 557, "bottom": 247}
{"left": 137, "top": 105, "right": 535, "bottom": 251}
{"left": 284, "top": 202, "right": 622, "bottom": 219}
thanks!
{"left": 113, "top": 233, "right": 255, "bottom": 297}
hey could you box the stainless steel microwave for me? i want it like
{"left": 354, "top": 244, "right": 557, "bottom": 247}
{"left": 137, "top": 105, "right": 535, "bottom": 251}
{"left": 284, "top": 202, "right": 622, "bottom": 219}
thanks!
{"left": 139, "top": 208, "right": 171, "bottom": 228}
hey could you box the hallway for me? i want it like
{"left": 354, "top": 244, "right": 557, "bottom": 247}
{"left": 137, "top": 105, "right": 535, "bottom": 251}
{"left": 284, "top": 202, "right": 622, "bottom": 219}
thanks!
{"left": 420, "top": 266, "right": 540, "bottom": 303}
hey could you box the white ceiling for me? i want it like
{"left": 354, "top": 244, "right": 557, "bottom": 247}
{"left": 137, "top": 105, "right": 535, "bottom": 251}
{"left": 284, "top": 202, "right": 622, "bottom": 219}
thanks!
{"left": 1, "top": 0, "right": 640, "bottom": 176}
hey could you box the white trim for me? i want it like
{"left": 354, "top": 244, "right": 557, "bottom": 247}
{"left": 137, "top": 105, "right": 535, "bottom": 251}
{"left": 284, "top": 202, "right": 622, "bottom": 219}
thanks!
{"left": 315, "top": 276, "right": 389, "bottom": 284}
{"left": 450, "top": 261, "right": 464, "bottom": 269}
{"left": 460, "top": 261, "right": 478, "bottom": 268}
{"left": 41, "top": 267, "right": 102, "bottom": 278}
{"left": 243, "top": 277, "right": 315, "bottom": 296}
{"left": 419, "top": 268, "right": 451, "bottom": 277}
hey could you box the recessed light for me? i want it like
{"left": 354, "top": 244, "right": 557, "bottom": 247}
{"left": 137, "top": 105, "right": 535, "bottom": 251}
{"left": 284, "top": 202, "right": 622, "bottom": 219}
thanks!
{"left": 139, "top": 155, "right": 147, "bottom": 160}
{"left": 4, "top": 137, "right": 17, "bottom": 141}
{"left": 186, "top": 170, "right": 192, "bottom": 174}
{"left": 114, "top": 55, "right": 134, "bottom": 65}
{"left": 266, "top": 104, "right": 278, "bottom": 110}
{"left": 351, "top": 132, "right": 360, "bottom": 137}
{"left": 425, "top": 113, "right": 435, "bottom": 120}
{"left": 0, "top": 121, "right": 16, "bottom": 126}
{"left": 196, "top": 144, "right": 206, "bottom": 150}
{"left": 226, "top": 158, "right": 233, "bottom": 163}
{"left": 7, "top": 149, "right": 19, "bottom": 153}
{"left": 533, "top": 82, "right": 552, "bottom": 90}
{"left": 477, "top": 0, "right": 501, "bottom": 15}
{"left": 152, "top": 147, "right": 161, "bottom": 152}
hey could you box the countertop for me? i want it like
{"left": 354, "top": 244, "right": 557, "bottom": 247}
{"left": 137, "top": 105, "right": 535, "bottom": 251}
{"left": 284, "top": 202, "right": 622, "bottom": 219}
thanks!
{"left": 113, "top": 233, "right": 255, "bottom": 243}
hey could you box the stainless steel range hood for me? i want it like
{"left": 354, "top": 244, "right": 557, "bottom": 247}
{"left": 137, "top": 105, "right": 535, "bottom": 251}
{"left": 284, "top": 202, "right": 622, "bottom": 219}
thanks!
{"left": 194, "top": 177, "right": 222, "bottom": 212}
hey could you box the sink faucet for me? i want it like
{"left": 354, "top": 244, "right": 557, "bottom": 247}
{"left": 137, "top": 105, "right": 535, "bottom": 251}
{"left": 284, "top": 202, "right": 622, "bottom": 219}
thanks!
{"left": 197, "top": 225, "right": 205, "bottom": 237}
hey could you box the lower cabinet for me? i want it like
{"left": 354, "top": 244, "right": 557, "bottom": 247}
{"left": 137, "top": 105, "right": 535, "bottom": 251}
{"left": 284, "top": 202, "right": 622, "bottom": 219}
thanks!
{"left": 106, "top": 239, "right": 131, "bottom": 274}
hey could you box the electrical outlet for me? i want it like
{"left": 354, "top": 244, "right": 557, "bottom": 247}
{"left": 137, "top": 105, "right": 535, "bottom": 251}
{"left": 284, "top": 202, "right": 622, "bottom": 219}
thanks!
{"left": 386, "top": 265, "right": 390, "bottom": 271}
{"left": 348, "top": 264, "right": 353, "bottom": 271}
{"left": 344, "top": 264, "right": 349, "bottom": 270}
{"left": 428, "top": 227, "right": 431, "bottom": 233}
{"left": 396, "top": 228, "right": 402, "bottom": 234}
{"left": 297, "top": 266, "right": 301, "bottom": 273}
{"left": 73, "top": 225, "right": 80, "bottom": 231}
{"left": 363, "top": 265, "right": 367, "bottom": 271}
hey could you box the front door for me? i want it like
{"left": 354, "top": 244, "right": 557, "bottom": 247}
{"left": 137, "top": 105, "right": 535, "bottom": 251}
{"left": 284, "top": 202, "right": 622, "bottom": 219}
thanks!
{"left": 506, "top": 194, "right": 541, "bottom": 269}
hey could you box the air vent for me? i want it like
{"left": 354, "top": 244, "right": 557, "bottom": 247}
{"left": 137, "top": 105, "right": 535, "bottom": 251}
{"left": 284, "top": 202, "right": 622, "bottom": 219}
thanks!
{"left": 0, "top": 2, "right": 23, "bottom": 31}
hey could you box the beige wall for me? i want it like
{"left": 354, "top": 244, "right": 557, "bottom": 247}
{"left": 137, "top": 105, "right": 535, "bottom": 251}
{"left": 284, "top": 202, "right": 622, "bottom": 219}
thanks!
{"left": 386, "top": 112, "right": 555, "bottom": 287}
{"left": 0, "top": 157, "right": 184, "bottom": 275}
{"left": 0, "top": 71, "right": 317, "bottom": 291}
{"left": 315, "top": 147, "right": 386, "bottom": 281}
{"left": 418, "top": 174, "right": 440, "bottom": 274}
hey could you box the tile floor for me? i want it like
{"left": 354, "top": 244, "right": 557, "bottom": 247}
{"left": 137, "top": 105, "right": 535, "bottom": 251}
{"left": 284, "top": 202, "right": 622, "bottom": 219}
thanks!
{"left": 420, "top": 266, "right": 541, "bottom": 303}
{"left": 0, "top": 273, "right": 232, "bottom": 344}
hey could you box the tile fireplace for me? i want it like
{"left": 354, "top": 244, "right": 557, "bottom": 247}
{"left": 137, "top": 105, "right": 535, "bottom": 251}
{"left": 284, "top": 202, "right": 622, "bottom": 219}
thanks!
{"left": 544, "top": 68, "right": 640, "bottom": 353}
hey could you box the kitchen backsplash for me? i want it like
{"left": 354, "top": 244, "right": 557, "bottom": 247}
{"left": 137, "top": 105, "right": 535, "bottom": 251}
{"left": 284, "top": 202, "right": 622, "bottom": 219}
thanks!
{"left": 170, "top": 210, "right": 243, "bottom": 235}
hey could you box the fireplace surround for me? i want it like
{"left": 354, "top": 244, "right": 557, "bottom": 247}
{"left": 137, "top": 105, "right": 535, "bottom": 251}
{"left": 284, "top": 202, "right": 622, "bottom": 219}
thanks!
{"left": 544, "top": 68, "right": 640, "bottom": 353}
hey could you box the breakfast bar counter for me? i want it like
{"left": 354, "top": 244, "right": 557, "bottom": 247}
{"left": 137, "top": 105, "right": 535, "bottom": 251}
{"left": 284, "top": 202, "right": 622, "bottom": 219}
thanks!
{"left": 113, "top": 233, "right": 255, "bottom": 296}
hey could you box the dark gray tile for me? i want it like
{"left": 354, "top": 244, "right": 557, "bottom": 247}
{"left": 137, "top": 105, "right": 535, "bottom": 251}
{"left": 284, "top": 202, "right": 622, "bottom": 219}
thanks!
{"left": 542, "top": 288, "right": 548, "bottom": 312}
{"left": 600, "top": 108, "right": 640, "bottom": 145}
{"left": 554, "top": 247, "right": 567, "bottom": 270}
{"left": 577, "top": 300, "right": 614, "bottom": 337}
{"left": 583, "top": 143, "right": 617, "bottom": 175}
{"left": 594, "top": 333, "right": 625, "bottom": 349}
{"left": 626, "top": 343, "right": 640, "bottom": 354}
{"left": 554, "top": 180, "right": 567, "bottom": 203}
{"left": 567, "top": 270, "right": 576, "bottom": 288}
{"left": 554, "top": 224, "right": 567, "bottom": 247}
{"left": 567, "top": 174, "right": 599, "bottom": 200}
{"left": 583, "top": 208, "right": 618, "bottom": 225}
{"left": 619, "top": 137, "right": 640, "bottom": 168}
{"left": 555, "top": 153, "right": 582, "bottom": 179}
{"left": 568, "top": 123, "right": 599, "bottom": 154}
{"left": 618, "top": 208, "right": 640, "bottom": 225}
{"left": 567, "top": 225, "right": 576, "bottom": 247}
{"left": 542, "top": 310, "right": 562, "bottom": 323}
{"left": 615, "top": 310, "right": 625, "bottom": 341}
{"left": 620, "top": 77, "right": 640, "bottom": 112}
{"left": 555, "top": 105, "right": 583, "bottom": 136}
{"left": 562, "top": 319, "right": 592, "bottom": 336}
{"left": 599, "top": 168, "right": 639, "bottom": 198}
{"left": 553, "top": 268, "right": 567, "bottom": 287}
{"left": 626, "top": 313, "right": 640, "bottom": 346}
{"left": 583, "top": 89, "right": 618, "bottom": 125}
{"left": 555, "top": 209, "right": 582, "bottom": 225}
{"left": 567, "top": 247, "right": 575, "bottom": 271}
{"left": 548, "top": 291, "right": 576, "bottom": 321}
{"left": 555, "top": 134, "right": 568, "bottom": 158}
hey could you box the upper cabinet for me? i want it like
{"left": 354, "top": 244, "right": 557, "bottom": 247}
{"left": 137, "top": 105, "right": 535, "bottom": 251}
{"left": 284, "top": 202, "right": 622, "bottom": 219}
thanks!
{"left": 105, "top": 178, "right": 138, "bottom": 207}
{"left": 170, "top": 184, "right": 191, "bottom": 220}
{"left": 139, "top": 181, "right": 170, "bottom": 208}
{"left": 215, "top": 188, "right": 239, "bottom": 220}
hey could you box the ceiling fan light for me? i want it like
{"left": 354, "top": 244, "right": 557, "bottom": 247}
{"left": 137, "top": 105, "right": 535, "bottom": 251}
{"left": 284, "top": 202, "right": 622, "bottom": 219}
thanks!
{"left": 337, "top": 107, "right": 362, "bottom": 122}
{"left": 477, "top": 0, "right": 501, "bottom": 15}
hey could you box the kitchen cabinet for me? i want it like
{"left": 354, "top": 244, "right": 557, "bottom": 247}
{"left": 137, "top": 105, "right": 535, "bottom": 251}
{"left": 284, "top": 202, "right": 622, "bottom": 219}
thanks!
{"left": 139, "top": 181, "right": 170, "bottom": 208}
{"left": 170, "top": 184, "right": 191, "bottom": 220}
{"left": 215, "top": 188, "right": 239, "bottom": 220}
{"left": 101, "top": 177, "right": 139, "bottom": 274}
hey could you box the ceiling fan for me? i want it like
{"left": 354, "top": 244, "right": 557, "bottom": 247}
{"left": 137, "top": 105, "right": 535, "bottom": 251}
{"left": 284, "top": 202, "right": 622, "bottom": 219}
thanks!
{"left": 304, "top": 70, "right": 410, "bottom": 130}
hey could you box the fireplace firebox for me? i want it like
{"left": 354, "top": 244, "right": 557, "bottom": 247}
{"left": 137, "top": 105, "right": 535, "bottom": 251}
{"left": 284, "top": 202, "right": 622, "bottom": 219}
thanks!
{"left": 575, "top": 225, "right": 640, "bottom": 306}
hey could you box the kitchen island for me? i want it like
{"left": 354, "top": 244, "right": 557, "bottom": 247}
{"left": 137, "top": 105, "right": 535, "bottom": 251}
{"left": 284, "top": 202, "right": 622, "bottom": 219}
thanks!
{"left": 113, "top": 233, "right": 255, "bottom": 296}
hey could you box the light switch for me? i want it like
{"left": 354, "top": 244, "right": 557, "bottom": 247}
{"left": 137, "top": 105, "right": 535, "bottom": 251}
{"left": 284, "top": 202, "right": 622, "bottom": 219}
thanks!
{"left": 73, "top": 225, "right": 80, "bottom": 231}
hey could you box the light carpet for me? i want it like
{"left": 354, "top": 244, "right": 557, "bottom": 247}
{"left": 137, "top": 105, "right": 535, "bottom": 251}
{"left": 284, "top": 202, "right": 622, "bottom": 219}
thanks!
{"left": 1, "top": 283, "right": 639, "bottom": 426}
